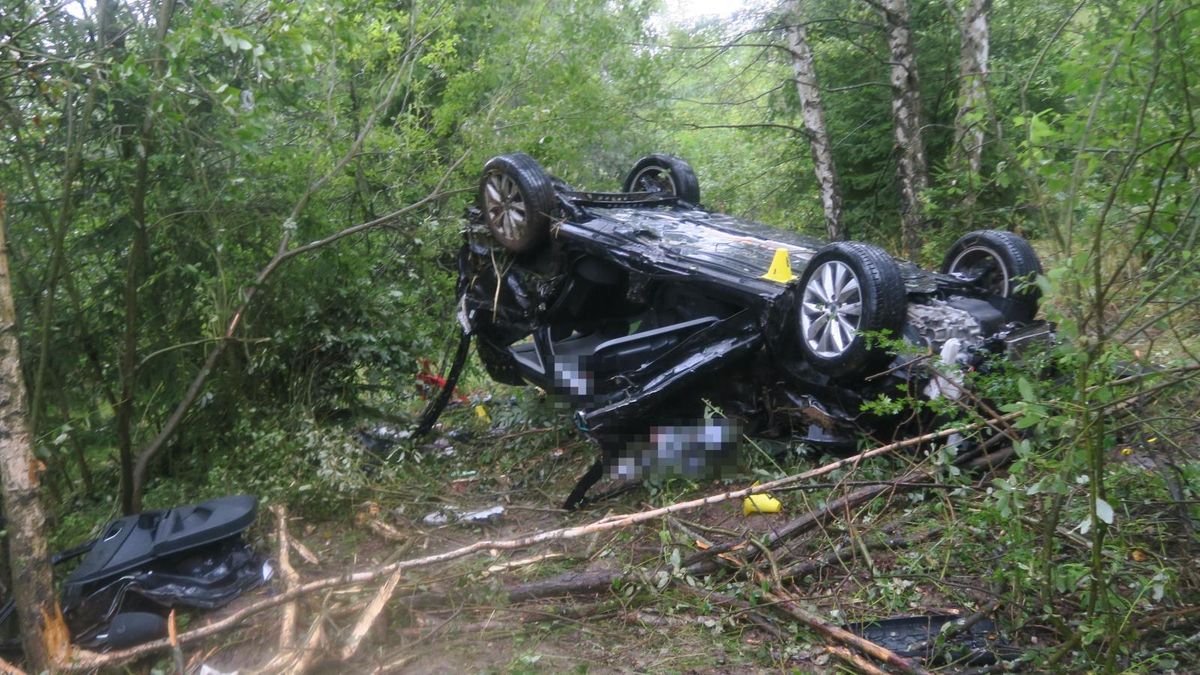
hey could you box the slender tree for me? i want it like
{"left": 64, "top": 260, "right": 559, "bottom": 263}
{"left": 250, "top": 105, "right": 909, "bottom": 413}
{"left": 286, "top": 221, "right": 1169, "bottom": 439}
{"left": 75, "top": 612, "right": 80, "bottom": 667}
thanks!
{"left": 115, "top": 0, "right": 176, "bottom": 513}
{"left": 0, "top": 194, "right": 68, "bottom": 671}
{"left": 786, "top": 1, "right": 845, "bottom": 240}
{"left": 877, "top": 0, "right": 929, "bottom": 258}
{"left": 953, "top": 0, "right": 991, "bottom": 219}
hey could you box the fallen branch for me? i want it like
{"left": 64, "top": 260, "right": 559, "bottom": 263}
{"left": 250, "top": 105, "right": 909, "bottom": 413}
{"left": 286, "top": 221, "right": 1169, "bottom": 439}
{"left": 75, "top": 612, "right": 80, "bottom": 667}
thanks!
{"left": 367, "top": 518, "right": 408, "bottom": 543}
{"left": 676, "top": 586, "right": 786, "bottom": 640}
{"left": 499, "top": 447, "right": 1007, "bottom": 602}
{"left": 506, "top": 569, "right": 624, "bottom": 603}
{"left": 370, "top": 653, "right": 415, "bottom": 674}
{"left": 258, "top": 612, "right": 327, "bottom": 675}
{"left": 767, "top": 592, "right": 931, "bottom": 675}
{"left": 827, "top": 644, "right": 890, "bottom": 675}
{"left": 485, "top": 552, "right": 564, "bottom": 576}
{"left": 59, "top": 418, "right": 1012, "bottom": 670}
{"left": 687, "top": 464, "right": 936, "bottom": 568}
{"left": 274, "top": 505, "right": 299, "bottom": 650}
{"left": 909, "top": 597, "right": 1002, "bottom": 660}
{"left": 290, "top": 537, "right": 320, "bottom": 566}
{"left": 778, "top": 528, "right": 941, "bottom": 581}
{"left": 341, "top": 567, "right": 404, "bottom": 660}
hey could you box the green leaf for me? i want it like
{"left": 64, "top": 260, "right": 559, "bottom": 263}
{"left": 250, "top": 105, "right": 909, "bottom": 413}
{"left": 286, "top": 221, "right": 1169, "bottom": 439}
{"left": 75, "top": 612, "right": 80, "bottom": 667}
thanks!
{"left": 1017, "top": 378, "right": 1036, "bottom": 402}
{"left": 1096, "top": 498, "right": 1114, "bottom": 525}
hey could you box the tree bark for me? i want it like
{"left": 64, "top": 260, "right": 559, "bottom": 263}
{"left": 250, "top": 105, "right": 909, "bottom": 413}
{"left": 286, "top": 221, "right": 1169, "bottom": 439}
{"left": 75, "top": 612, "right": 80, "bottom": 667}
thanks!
{"left": 880, "top": 0, "right": 929, "bottom": 258}
{"left": 116, "top": 0, "right": 177, "bottom": 513}
{"left": 953, "top": 0, "right": 991, "bottom": 220}
{"left": 786, "top": 3, "right": 845, "bottom": 240}
{"left": 0, "top": 194, "right": 69, "bottom": 671}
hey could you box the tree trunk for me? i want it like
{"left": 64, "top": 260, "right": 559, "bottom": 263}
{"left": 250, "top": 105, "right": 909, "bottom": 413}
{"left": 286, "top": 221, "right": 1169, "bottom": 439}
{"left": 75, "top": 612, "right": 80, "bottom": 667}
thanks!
{"left": 880, "top": 0, "right": 929, "bottom": 258}
{"left": 117, "top": 0, "right": 177, "bottom": 514}
{"left": 786, "top": 3, "right": 845, "bottom": 240}
{"left": 953, "top": 0, "right": 991, "bottom": 220}
{"left": 0, "top": 194, "right": 69, "bottom": 671}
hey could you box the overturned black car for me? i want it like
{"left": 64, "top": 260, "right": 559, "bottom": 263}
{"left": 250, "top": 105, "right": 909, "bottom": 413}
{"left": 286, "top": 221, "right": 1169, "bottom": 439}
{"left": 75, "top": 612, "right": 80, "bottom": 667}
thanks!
{"left": 454, "top": 153, "right": 1050, "bottom": 508}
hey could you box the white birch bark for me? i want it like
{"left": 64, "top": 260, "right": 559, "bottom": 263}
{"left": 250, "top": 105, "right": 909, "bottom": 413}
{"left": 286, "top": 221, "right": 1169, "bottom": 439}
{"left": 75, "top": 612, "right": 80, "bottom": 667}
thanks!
{"left": 786, "top": 2, "right": 845, "bottom": 240}
{"left": 880, "top": 0, "right": 929, "bottom": 258}
{"left": 954, "top": 0, "right": 991, "bottom": 217}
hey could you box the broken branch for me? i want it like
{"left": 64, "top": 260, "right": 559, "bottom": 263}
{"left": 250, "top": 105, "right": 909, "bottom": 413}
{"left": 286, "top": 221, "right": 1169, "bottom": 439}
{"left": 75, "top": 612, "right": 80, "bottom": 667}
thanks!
{"left": 274, "top": 505, "right": 299, "bottom": 650}
{"left": 60, "top": 419, "right": 1013, "bottom": 670}
{"left": 766, "top": 592, "right": 931, "bottom": 675}
{"left": 341, "top": 567, "right": 404, "bottom": 660}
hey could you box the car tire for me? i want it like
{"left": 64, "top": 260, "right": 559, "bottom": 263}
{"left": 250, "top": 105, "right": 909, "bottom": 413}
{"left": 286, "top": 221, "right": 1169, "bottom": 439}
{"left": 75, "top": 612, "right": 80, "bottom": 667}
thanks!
{"left": 479, "top": 153, "right": 557, "bottom": 253}
{"left": 792, "top": 242, "right": 907, "bottom": 377}
{"left": 622, "top": 154, "right": 701, "bottom": 204}
{"left": 941, "top": 230, "right": 1042, "bottom": 322}
{"left": 476, "top": 333, "right": 525, "bottom": 386}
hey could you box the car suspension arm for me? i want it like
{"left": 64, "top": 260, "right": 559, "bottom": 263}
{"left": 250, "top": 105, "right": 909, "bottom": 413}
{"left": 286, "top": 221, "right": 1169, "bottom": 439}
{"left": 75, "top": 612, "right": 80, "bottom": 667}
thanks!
{"left": 413, "top": 328, "right": 472, "bottom": 437}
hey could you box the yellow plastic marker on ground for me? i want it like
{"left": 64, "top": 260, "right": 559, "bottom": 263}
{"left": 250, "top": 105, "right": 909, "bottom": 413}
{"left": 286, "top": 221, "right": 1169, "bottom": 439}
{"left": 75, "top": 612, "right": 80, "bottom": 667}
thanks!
{"left": 762, "top": 248, "right": 796, "bottom": 283}
{"left": 743, "top": 482, "right": 782, "bottom": 515}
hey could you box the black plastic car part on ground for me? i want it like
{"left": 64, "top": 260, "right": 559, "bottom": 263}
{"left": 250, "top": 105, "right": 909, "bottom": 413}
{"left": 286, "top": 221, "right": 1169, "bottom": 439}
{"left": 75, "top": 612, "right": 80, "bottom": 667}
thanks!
{"left": 0, "top": 495, "right": 269, "bottom": 652}
{"left": 453, "top": 152, "right": 1051, "bottom": 508}
{"left": 848, "top": 613, "right": 1016, "bottom": 666}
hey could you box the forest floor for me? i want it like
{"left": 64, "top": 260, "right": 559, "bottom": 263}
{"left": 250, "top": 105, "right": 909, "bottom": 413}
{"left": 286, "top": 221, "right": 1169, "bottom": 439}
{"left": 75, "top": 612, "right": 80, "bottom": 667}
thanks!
{"left": 134, "top": 390, "right": 1198, "bottom": 674}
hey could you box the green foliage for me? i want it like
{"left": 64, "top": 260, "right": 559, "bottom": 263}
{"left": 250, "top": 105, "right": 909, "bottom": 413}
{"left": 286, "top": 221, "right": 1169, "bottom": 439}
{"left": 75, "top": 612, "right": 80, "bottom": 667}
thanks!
{"left": 3, "top": 1, "right": 1200, "bottom": 669}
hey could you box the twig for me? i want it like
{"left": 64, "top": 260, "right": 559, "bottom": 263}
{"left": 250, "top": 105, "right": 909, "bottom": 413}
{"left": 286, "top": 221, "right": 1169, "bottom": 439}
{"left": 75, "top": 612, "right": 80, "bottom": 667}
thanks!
{"left": 908, "top": 597, "right": 1002, "bottom": 659}
{"left": 368, "top": 518, "right": 408, "bottom": 543}
{"left": 286, "top": 614, "right": 326, "bottom": 675}
{"left": 485, "top": 552, "right": 564, "bottom": 576}
{"left": 290, "top": 537, "right": 320, "bottom": 566}
{"left": 58, "top": 418, "right": 1014, "bottom": 670}
{"left": 370, "top": 653, "right": 415, "bottom": 674}
{"left": 827, "top": 644, "right": 890, "bottom": 675}
{"left": 341, "top": 567, "right": 404, "bottom": 660}
{"left": 676, "top": 586, "right": 786, "bottom": 640}
{"left": 778, "top": 528, "right": 941, "bottom": 581}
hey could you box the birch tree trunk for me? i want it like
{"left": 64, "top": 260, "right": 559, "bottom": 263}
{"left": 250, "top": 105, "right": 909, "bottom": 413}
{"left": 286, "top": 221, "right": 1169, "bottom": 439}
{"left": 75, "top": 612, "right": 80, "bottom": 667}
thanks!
{"left": 0, "top": 194, "right": 69, "bottom": 670}
{"left": 880, "top": 0, "right": 929, "bottom": 258}
{"left": 953, "top": 0, "right": 991, "bottom": 221}
{"left": 786, "top": 2, "right": 845, "bottom": 240}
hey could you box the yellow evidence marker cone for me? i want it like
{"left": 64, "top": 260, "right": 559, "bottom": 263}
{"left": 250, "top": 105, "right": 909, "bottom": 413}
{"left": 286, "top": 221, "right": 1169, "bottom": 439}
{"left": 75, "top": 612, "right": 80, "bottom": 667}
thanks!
{"left": 743, "top": 483, "right": 782, "bottom": 515}
{"left": 762, "top": 248, "right": 795, "bottom": 283}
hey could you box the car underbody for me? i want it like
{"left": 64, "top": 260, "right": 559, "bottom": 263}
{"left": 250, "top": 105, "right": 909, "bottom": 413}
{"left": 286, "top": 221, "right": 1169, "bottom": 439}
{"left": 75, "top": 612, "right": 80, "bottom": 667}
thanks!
{"left": 447, "top": 153, "right": 1051, "bottom": 508}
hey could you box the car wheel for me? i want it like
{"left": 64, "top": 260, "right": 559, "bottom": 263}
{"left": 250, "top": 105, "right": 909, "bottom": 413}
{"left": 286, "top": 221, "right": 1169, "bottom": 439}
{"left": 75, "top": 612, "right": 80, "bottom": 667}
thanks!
{"left": 941, "top": 230, "right": 1042, "bottom": 322}
{"left": 480, "top": 153, "right": 557, "bottom": 253}
{"left": 476, "top": 333, "right": 524, "bottom": 386}
{"left": 622, "top": 154, "right": 701, "bottom": 204}
{"left": 793, "top": 242, "right": 906, "bottom": 377}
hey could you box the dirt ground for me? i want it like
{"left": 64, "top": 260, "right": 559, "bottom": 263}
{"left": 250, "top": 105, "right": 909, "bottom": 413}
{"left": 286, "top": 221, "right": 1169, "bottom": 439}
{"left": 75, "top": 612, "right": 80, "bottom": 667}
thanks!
{"left": 174, "top": 395, "right": 1198, "bottom": 675}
